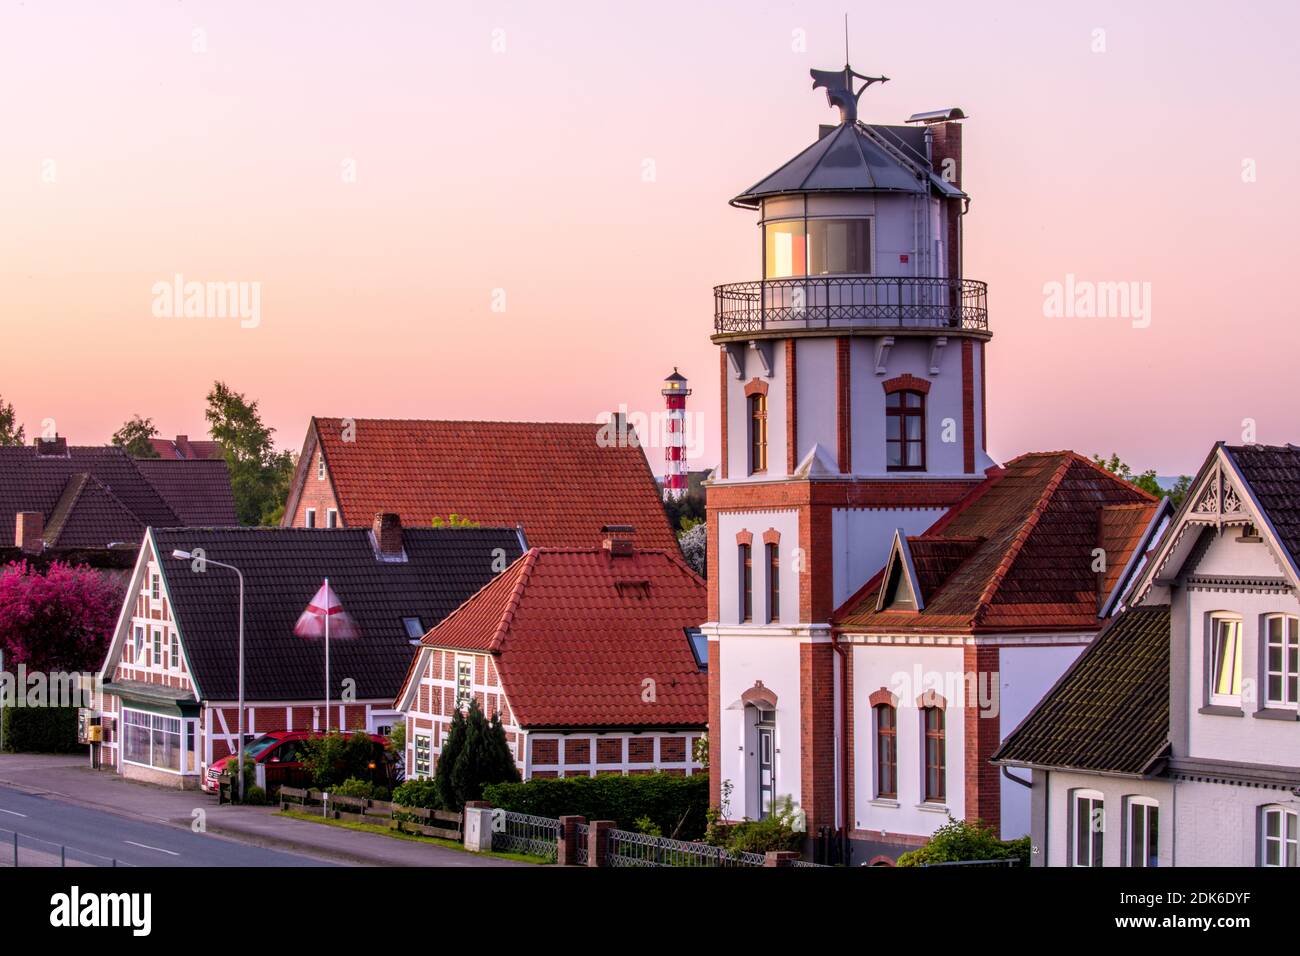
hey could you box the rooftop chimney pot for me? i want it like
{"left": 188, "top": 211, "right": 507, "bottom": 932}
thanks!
{"left": 374, "top": 512, "right": 404, "bottom": 555}
{"left": 15, "top": 512, "right": 44, "bottom": 555}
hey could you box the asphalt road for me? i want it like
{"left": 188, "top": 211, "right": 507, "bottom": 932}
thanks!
{"left": 0, "top": 786, "right": 332, "bottom": 867}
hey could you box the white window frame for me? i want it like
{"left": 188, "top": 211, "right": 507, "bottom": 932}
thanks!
{"left": 121, "top": 708, "right": 184, "bottom": 774}
{"left": 317, "top": 455, "right": 326, "bottom": 480}
{"left": 133, "top": 625, "right": 145, "bottom": 660}
{"left": 1125, "top": 796, "right": 1159, "bottom": 868}
{"left": 1263, "top": 614, "right": 1299, "bottom": 709}
{"left": 305, "top": 508, "right": 317, "bottom": 529}
{"left": 150, "top": 573, "right": 160, "bottom": 601}
{"left": 153, "top": 628, "right": 163, "bottom": 668}
{"left": 1261, "top": 805, "right": 1298, "bottom": 867}
{"left": 1209, "top": 615, "right": 1243, "bottom": 707}
{"left": 170, "top": 632, "right": 180, "bottom": 670}
{"left": 456, "top": 656, "right": 474, "bottom": 708}
{"left": 327, "top": 508, "right": 338, "bottom": 529}
{"left": 414, "top": 733, "right": 431, "bottom": 778}
{"left": 1071, "top": 789, "right": 1105, "bottom": 868}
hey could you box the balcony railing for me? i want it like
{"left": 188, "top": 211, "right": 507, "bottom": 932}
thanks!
{"left": 713, "top": 276, "right": 988, "bottom": 334}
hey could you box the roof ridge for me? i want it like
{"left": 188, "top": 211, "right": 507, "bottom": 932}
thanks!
{"left": 313, "top": 416, "right": 607, "bottom": 429}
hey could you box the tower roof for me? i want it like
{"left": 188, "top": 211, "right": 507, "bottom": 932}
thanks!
{"left": 663, "top": 367, "right": 688, "bottom": 384}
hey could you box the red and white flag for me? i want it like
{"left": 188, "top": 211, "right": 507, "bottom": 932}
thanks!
{"left": 293, "top": 580, "right": 359, "bottom": 639}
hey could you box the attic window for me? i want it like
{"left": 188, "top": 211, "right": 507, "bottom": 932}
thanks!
{"left": 882, "top": 559, "right": 916, "bottom": 611}
{"left": 1240, "top": 523, "right": 1262, "bottom": 542}
{"left": 685, "top": 627, "right": 707, "bottom": 670}
{"left": 317, "top": 455, "right": 326, "bottom": 480}
{"left": 402, "top": 617, "right": 424, "bottom": 639}
{"left": 615, "top": 579, "right": 651, "bottom": 599}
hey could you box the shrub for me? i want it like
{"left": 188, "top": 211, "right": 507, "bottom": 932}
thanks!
{"left": 0, "top": 706, "right": 80, "bottom": 753}
{"left": 242, "top": 785, "right": 267, "bottom": 806}
{"left": 298, "top": 731, "right": 389, "bottom": 790}
{"left": 895, "top": 817, "right": 1028, "bottom": 867}
{"left": 329, "top": 777, "right": 388, "bottom": 801}
{"left": 484, "top": 773, "right": 710, "bottom": 841}
{"left": 434, "top": 700, "right": 520, "bottom": 810}
{"left": 392, "top": 778, "right": 441, "bottom": 810}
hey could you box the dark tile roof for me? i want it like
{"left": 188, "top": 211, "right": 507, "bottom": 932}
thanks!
{"left": 993, "top": 604, "right": 1171, "bottom": 775}
{"left": 1225, "top": 444, "right": 1300, "bottom": 570}
{"left": 147, "top": 436, "right": 225, "bottom": 460}
{"left": 835, "top": 452, "right": 1158, "bottom": 634}
{"left": 152, "top": 526, "right": 523, "bottom": 703}
{"left": 0, "top": 446, "right": 179, "bottom": 548}
{"left": 407, "top": 547, "right": 707, "bottom": 728}
{"left": 134, "top": 459, "right": 238, "bottom": 525}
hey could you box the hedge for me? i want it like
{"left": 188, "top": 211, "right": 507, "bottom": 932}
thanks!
{"left": 483, "top": 773, "right": 709, "bottom": 841}
{"left": 0, "top": 706, "right": 81, "bottom": 753}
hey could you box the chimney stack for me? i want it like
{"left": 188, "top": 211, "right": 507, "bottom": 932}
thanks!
{"left": 15, "top": 512, "right": 44, "bottom": 555}
{"left": 373, "top": 512, "right": 404, "bottom": 555}
{"left": 34, "top": 435, "right": 67, "bottom": 457}
{"left": 601, "top": 524, "right": 635, "bottom": 558}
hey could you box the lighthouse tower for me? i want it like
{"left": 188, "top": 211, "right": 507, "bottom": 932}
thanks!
{"left": 704, "top": 63, "right": 993, "bottom": 840}
{"left": 661, "top": 368, "right": 691, "bottom": 501}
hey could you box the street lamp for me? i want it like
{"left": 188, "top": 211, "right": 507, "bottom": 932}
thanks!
{"left": 172, "top": 549, "right": 246, "bottom": 803}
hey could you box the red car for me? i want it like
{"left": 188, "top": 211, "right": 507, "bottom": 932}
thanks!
{"left": 202, "top": 730, "right": 389, "bottom": 793}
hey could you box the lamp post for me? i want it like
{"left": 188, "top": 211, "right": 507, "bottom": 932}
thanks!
{"left": 172, "top": 549, "right": 246, "bottom": 803}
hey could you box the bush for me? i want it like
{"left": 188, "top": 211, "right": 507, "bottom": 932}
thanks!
{"left": 434, "top": 700, "right": 520, "bottom": 810}
{"left": 720, "top": 797, "right": 803, "bottom": 854}
{"left": 298, "top": 731, "right": 390, "bottom": 790}
{"left": 242, "top": 785, "right": 267, "bottom": 806}
{"left": 483, "top": 773, "right": 710, "bottom": 841}
{"left": 329, "top": 777, "right": 388, "bottom": 801}
{"left": 0, "top": 706, "right": 80, "bottom": 753}
{"left": 895, "top": 817, "right": 1029, "bottom": 867}
{"left": 392, "top": 778, "right": 441, "bottom": 810}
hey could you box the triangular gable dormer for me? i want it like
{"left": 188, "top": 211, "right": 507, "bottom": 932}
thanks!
{"left": 1130, "top": 444, "right": 1300, "bottom": 606}
{"left": 876, "top": 529, "right": 924, "bottom": 612}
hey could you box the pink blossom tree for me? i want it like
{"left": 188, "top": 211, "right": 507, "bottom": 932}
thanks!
{"left": 0, "top": 561, "right": 124, "bottom": 673}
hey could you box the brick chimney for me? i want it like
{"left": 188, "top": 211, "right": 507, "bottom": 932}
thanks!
{"left": 34, "top": 435, "right": 67, "bottom": 457}
{"left": 373, "top": 513, "right": 404, "bottom": 555}
{"left": 927, "top": 120, "right": 963, "bottom": 280}
{"left": 601, "top": 524, "right": 635, "bottom": 558}
{"left": 15, "top": 512, "right": 44, "bottom": 555}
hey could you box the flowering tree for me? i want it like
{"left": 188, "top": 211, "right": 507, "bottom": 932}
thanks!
{"left": 0, "top": 561, "right": 124, "bottom": 673}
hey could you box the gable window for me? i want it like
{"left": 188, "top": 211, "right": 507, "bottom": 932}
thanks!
{"left": 456, "top": 657, "right": 473, "bottom": 707}
{"left": 133, "top": 626, "right": 145, "bottom": 661}
{"left": 922, "top": 707, "right": 945, "bottom": 803}
{"left": 1264, "top": 615, "right": 1299, "bottom": 708}
{"left": 1210, "top": 616, "right": 1243, "bottom": 706}
{"left": 317, "top": 454, "right": 326, "bottom": 480}
{"left": 305, "top": 508, "right": 317, "bottom": 529}
{"left": 886, "top": 391, "right": 925, "bottom": 471}
{"left": 739, "top": 544, "right": 753, "bottom": 623}
{"left": 326, "top": 509, "right": 339, "bottom": 529}
{"left": 1126, "top": 797, "right": 1159, "bottom": 867}
{"left": 1072, "top": 790, "right": 1105, "bottom": 867}
{"left": 153, "top": 629, "right": 163, "bottom": 667}
{"left": 748, "top": 394, "right": 767, "bottom": 474}
{"left": 150, "top": 573, "right": 160, "bottom": 601}
{"left": 766, "top": 543, "right": 779, "bottom": 623}
{"left": 170, "top": 634, "right": 180, "bottom": 670}
{"left": 1262, "top": 805, "right": 1298, "bottom": 867}
{"left": 875, "top": 704, "right": 897, "bottom": 799}
{"left": 414, "top": 734, "right": 431, "bottom": 778}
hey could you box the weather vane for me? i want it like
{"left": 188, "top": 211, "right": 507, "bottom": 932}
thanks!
{"left": 810, "top": 14, "right": 889, "bottom": 124}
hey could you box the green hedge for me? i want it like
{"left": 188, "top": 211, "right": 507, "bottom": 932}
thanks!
{"left": 483, "top": 773, "right": 709, "bottom": 840}
{"left": 0, "top": 707, "right": 81, "bottom": 753}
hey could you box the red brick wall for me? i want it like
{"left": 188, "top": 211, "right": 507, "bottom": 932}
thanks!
{"left": 835, "top": 337, "right": 851, "bottom": 473}
{"left": 708, "top": 639, "right": 721, "bottom": 808}
{"left": 961, "top": 339, "right": 975, "bottom": 474}
{"left": 800, "top": 642, "right": 836, "bottom": 832}
{"left": 962, "top": 644, "right": 1001, "bottom": 831}
{"left": 290, "top": 442, "right": 340, "bottom": 527}
{"left": 785, "top": 339, "right": 797, "bottom": 474}
{"left": 719, "top": 348, "right": 729, "bottom": 480}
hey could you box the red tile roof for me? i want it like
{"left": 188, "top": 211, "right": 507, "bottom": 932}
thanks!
{"left": 296, "top": 418, "right": 678, "bottom": 551}
{"left": 835, "top": 451, "right": 1159, "bottom": 634}
{"left": 147, "top": 435, "right": 225, "bottom": 460}
{"left": 406, "top": 547, "right": 707, "bottom": 728}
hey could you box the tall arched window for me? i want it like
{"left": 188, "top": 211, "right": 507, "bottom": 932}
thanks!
{"left": 874, "top": 704, "right": 897, "bottom": 799}
{"left": 749, "top": 393, "right": 768, "bottom": 474}
{"left": 923, "top": 706, "right": 945, "bottom": 802}
{"left": 886, "top": 390, "right": 925, "bottom": 471}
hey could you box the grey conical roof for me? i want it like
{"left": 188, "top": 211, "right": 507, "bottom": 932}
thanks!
{"left": 731, "top": 122, "right": 964, "bottom": 208}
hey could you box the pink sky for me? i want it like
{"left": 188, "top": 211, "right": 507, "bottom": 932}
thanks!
{"left": 1, "top": 0, "right": 1296, "bottom": 475}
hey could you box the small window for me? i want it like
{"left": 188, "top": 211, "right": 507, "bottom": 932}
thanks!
{"left": 1126, "top": 797, "right": 1159, "bottom": 867}
{"left": 766, "top": 543, "right": 780, "bottom": 623}
{"left": 1264, "top": 615, "right": 1299, "bottom": 708}
{"left": 170, "top": 634, "right": 180, "bottom": 670}
{"left": 685, "top": 627, "right": 708, "bottom": 670}
{"left": 1210, "top": 616, "right": 1243, "bottom": 706}
{"left": 317, "top": 455, "right": 326, "bottom": 481}
{"left": 414, "top": 734, "right": 431, "bottom": 777}
{"left": 1073, "top": 790, "right": 1105, "bottom": 867}
{"left": 402, "top": 616, "right": 425, "bottom": 639}
{"left": 1262, "top": 805, "right": 1298, "bottom": 867}
{"left": 133, "top": 626, "right": 145, "bottom": 659}
{"left": 326, "top": 509, "right": 339, "bottom": 529}
{"left": 150, "top": 573, "right": 160, "bottom": 601}
{"left": 875, "top": 704, "right": 897, "bottom": 800}
{"left": 305, "top": 508, "right": 317, "bottom": 529}
{"left": 456, "top": 658, "right": 473, "bottom": 706}
{"left": 739, "top": 544, "right": 753, "bottom": 623}
{"left": 748, "top": 394, "right": 768, "bottom": 475}
{"left": 923, "top": 707, "right": 945, "bottom": 803}
{"left": 886, "top": 390, "right": 926, "bottom": 471}
{"left": 153, "top": 629, "right": 163, "bottom": 666}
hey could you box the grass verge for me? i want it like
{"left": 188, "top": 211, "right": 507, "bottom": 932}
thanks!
{"left": 275, "top": 809, "right": 551, "bottom": 865}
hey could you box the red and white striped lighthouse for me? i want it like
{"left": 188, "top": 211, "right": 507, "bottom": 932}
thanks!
{"left": 661, "top": 368, "right": 691, "bottom": 500}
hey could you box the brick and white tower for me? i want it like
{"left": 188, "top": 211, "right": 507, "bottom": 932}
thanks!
{"left": 704, "top": 64, "right": 993, "bottom": 848}
{"left": 661, "top": 368, "right": 691, "bottom": 501}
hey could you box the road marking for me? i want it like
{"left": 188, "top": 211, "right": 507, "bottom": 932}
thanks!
{"left": 0, "top": 808, "right": 27, "bottom": 818}
{"left": 124, "top": 840, "right": 180, "bottom": 856}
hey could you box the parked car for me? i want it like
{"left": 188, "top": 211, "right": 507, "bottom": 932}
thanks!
{"left": 201, "top": 730, "right": 390, "bottom": 794}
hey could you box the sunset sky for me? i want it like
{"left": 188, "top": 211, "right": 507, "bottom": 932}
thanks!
{"left": 1, "top": 0, "right": 1296, "bottom": 475}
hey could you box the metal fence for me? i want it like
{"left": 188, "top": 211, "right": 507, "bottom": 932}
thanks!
{"left": 491, "top": 811, "right": 559, "bottom": 862}
{"left": 0, "top": 827, "right": 131, "bottom": 868}
{"left": 605, "top": 827, "right": 769, "bottom": 868}
{"left": 918, "top": 858, "right": 1020, "bottom": 868}
{"left": 573, "top": 822, "right": 589, "bottom": 865}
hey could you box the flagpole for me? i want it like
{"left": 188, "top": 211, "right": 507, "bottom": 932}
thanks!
{"left": 324, "top": 576, "right": 331, "bottom": 734}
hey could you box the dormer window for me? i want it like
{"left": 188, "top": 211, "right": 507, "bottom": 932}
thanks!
{"left": 886, "top": 390, "right": 926, "bottom": 471}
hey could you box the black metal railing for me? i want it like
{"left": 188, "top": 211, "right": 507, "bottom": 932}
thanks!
{"left": 713, "top": 276, "right": 988, "bottom": 334}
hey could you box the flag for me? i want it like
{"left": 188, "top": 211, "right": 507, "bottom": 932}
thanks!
{"left": 293, "top": 580, "right": 359, "bottom": 639}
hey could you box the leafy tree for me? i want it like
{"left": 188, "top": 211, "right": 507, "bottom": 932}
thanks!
{"left": 204, "top": 381, "right": 295, "bottom": 525}
{"left": 0, "top": 561, "right": 125, "bottom": 672}
{"left": 895, "top": 817, "right": 1029, "bottom": 867}
{"left": 434, "top": 699, "right": 520, "bottom": 810}
{"left": 1091, "top": 452, "right": 1192, "bottom": 505}
{"left": 663, "top": 491, "right": 705, "bottom": 533}
{"left": 678, "top": 523, "right": 706, "bottom": 576}
{"left": 298, "top": 731, "right": 390, "bottom": 790}
{"left": 111, "top": 415, "right": 160, "bottom": 458}
{"left": 0, "top": 395, "right": 24, "bottom": 447}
